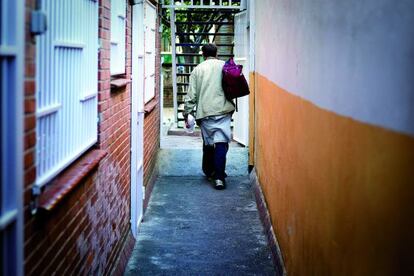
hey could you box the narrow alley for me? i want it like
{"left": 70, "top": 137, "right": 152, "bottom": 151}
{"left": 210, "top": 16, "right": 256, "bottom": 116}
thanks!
{"left": 2, "top": 0, "right": 414, "bottom": 275}
{"left": 124, "top": 138, "right": 275, "bottom": 274}
{"left": 123, "top": 135, "right": 279, "bottom": 274}
{"left": 124, "top": 176, "right": 274, "bottom": 275}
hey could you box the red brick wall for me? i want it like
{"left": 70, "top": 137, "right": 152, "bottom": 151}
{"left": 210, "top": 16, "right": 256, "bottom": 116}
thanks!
{"left": 23, "top": 0, "right": 41, "bottom": 273}
{"left": 94, "top": 0, "right": 132, "bottom": 273}
{"left": 143, "top": 7, "right": 161, "bottom": 192}
{"left": 23, "top": 0, "right": 37, "bottom": 220}
{"left": 23, "top": 1, "right": 134, "bottom": 274}
{"left": 23, "top": 0, "right": 39, "bottom": 272}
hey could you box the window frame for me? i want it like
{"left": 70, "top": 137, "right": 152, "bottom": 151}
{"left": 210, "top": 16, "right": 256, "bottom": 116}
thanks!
{"left": 110, "top": 0, "right": 127, "bottom": 76}
{"left": 144, "top": 0, "right": 157, "bottom": 103}
{"left": 34, "top": 0, "right": 99, "bottom": 191}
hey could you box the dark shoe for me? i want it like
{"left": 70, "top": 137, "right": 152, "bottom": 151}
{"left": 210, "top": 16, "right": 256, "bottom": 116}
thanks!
{"left": 205, "top": 171, "right": 214, "bottom": 182}
{"left": 214, "top": 179, "right": 225, "bottom": 190}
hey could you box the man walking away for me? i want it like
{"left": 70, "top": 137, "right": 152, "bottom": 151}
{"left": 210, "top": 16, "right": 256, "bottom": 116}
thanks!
{"left": 183, "top": 43, "right": 235, "bottom": 190}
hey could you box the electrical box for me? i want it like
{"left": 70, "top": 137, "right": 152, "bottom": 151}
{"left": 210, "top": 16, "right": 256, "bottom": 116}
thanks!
{"left": 31, "top": 10, "right": 47, "bottom": 35}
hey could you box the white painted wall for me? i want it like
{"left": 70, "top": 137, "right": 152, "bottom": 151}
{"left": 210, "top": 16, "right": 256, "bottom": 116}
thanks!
{"left": 255, "top": 0, "right": 414, "bottom": 136}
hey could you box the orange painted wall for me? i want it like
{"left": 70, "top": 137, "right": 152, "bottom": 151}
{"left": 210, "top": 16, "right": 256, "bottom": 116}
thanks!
{"left": 255, "top": 73, "right": 414, "bottom": 275}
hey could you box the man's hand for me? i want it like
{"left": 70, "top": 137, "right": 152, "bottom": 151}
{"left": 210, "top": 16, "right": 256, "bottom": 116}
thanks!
{"left": 183, "top": 113, "right": 189, "bottom": 128}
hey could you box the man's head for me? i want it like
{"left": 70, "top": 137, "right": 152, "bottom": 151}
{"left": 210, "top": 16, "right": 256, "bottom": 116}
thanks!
{"left": 201, "top": 43, "right": 218, "bottom": 59}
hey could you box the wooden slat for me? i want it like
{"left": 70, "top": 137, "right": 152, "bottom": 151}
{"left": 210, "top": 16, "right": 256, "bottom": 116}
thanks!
{"left": 163, "top": 5, "right": 240, "bottom": 9}
{"left": 176, "top": 43, "right": 234, "bottom": 47}
{"left": 175, "top": 21, "right": 234, "bottom": 25}
{"left": 0, "top": 46, "right": 17, "bottom": 56}
{"left": 173, "top": 9, "right": 240, "bottom": 13}
{"left": 176, "top": 32, "right": 234, "bottom": 36}
{"left": 176, "top": 53, "right": 233, "bottom": 56}
{"left": 0, "top": 210, "right": 18, "bottom": 231}
{"left": 176, "top": 63, "right": 199, "bottom": 66}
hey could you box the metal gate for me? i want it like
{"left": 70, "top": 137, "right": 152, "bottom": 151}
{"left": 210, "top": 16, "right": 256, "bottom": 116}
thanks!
{"left": 161, "top": 0, "right": 246, "bottom": 128}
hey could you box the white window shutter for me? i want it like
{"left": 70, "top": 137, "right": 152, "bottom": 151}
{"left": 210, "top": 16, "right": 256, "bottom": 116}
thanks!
{"left": 144, "top": 1, "right": 156, "bottom": 103}
{"left": 36, "top": 0, "right": 99, "bottom": 188}
{"left": 110, "top": 0, "right": 126, "bottom": 75}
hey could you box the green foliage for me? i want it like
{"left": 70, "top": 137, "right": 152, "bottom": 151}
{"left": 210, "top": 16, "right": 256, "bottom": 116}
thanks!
{"left": 161, "top": 7, "right": 234, "bottom": 49}
{"left": 161, "top": 1, "right": 238, "bottom": 64}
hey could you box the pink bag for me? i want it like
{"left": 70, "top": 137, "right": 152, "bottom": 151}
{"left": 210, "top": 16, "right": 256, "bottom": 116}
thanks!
{"left": 222, "top": 58, "right": 250, "bottom": 101}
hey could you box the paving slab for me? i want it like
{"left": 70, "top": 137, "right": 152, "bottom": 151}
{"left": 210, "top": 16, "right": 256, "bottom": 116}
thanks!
{"left": 124, "top": 176, "right": 276, "bottom": 275}
{"left": 157, "top": 148, "right": 249, "bottom": 177}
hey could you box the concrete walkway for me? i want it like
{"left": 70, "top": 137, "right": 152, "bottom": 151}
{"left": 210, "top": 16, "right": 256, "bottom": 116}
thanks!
{"left": 124, "top": 135, "right": 276, "bottom": 275}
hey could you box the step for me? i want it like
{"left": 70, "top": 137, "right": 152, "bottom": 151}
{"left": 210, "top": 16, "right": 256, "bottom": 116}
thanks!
{"left": 175, "top": 21, "right": 234, "bottom": 25}
{"left": 176, "top": 32, "right": 235, "bottom": 36}
{"left": 176, "top": 53, "right": 234, "bottom": 57}
{"left": 167, "top": 127, "right": 201, "bottom": 137}
{"left": 176, "top": 43, "right": 234, "bottom": 47}
{"left": 174, "top": 9, "right": 240, "bottom": 14}
{"left": 176, "top": 63, "right": 199, "bottom": 67}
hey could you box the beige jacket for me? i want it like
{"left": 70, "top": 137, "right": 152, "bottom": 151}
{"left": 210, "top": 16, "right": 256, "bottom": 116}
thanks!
{"left": 183, "top": 58, "right": 235, "bottom": 120}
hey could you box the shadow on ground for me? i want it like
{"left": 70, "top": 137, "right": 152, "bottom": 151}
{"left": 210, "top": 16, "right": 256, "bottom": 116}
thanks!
{"left": 124, "top": 176, "right": 275, "bottom": 275}
{"left": 124, "top": 134, "right": 276, "bottom": 275}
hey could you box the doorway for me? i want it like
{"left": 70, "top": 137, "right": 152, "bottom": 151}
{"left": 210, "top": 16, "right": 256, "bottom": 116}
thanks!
{"left": 233, "top": 10, "right": 249, "bottom": 146}
{"left": 130, "top": 2, "right": 145, "bottom": 238}
{"left": 157, "top": 2, "right": 249, "bottom": 179}
{"left": 159, "top": 3, "right": 249, "bottom": 145}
